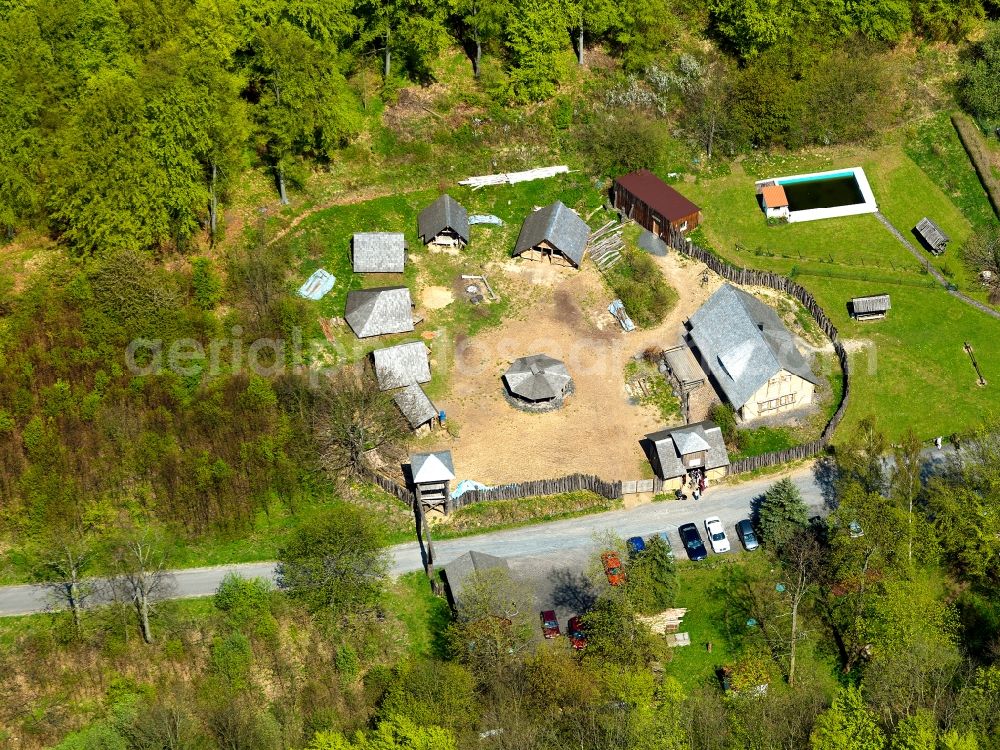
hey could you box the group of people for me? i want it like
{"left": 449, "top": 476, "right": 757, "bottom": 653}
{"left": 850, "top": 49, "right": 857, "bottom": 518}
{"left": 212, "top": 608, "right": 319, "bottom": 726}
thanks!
{"left": 674, "top": 468, "right": 708, "bottom": 501}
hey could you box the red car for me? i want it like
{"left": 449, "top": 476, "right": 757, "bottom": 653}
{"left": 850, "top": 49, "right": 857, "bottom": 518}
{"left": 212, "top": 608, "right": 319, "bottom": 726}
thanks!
{"left": 567, "top": 616, "right": 587, "bottom": 650}
{"left": 601, "top": 551, "right": 626, "bottom": 586}
{"left": 540, "top": 610, "right": 561, "bottom": 638}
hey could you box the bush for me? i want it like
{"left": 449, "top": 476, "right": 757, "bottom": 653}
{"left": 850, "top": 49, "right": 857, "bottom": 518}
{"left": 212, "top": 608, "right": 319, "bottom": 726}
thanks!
{"left": 710, "top": 403, "right": 739, "bottom": 448}
{"left": 605, "top": 247, "right": 679, "bottom": 328}
{"left": 214, "top": 574, "right": 274, "bottom": 630}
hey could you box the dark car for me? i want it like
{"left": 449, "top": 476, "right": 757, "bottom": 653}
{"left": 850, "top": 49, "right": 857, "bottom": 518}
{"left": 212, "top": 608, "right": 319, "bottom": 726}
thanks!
{"left": 626, "top": 536, "right": 646, "bottom": 557}
{"left": 540, "top": 610, "right": 561, "bottom": 639}
{"left": 567, "top": 616, "right": 587, "bottom": 650}
{"left": 678, "top": 523, "right": 708, "bottom": 561}
{"left": 735, "top": 519, "right": 759, "bottom": 551}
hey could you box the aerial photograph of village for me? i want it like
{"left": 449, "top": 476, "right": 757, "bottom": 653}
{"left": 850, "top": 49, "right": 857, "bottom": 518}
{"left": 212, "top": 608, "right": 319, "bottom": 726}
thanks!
{"left": 1, "top": 1, "right": 999, "bottom": 748}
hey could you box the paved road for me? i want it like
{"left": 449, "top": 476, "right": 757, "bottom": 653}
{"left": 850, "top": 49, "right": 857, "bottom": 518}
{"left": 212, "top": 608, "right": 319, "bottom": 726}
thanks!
{"left": 0, "top": 467, "right": 826, "bottom": 618}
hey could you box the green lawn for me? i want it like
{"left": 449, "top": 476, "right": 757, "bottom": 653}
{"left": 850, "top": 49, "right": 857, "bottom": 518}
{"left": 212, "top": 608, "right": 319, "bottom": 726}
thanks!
{"left": 383, "top": 571, "right": 452, "bottom": 659}
{"left": 684, "top": 140, "right": 1000, "bottom": 442}
{"left": 665, "top": 558, "right": 742, "bottom": 691}
{"left": 282, "top": 171, "right": 607, "bottom": 371}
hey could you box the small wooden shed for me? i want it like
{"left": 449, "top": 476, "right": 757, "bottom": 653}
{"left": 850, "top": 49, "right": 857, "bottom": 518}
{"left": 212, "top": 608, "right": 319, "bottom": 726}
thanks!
{"left": 915, "top": 218, "right": 949, "bottom": 255}
{"left": 612, "top": 169, "right": 701, "bottom": 237}
{"left": 849, "top": 294, "right": 891, "bottom": 321}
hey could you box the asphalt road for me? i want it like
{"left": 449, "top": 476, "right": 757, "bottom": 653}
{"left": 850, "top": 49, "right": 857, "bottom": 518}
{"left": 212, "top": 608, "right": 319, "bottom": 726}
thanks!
{"left": 0, "top": 466, "right": 826, "bottom": 618}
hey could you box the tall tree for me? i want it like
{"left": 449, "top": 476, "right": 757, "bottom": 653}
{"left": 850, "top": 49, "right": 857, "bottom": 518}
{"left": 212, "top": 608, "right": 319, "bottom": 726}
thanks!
{"left": 501, "top": 0, "right": 569, "bottom": 102}
{"left": 810, "top": 685, "right": 886, "bottom": 750}
{"left": 31, "top": 534, "right": 96, "bottom": 637}
{"left": 277, "top": 503, "right": 389, "bottom": 618}
{"left": 107, "top": 525, "right": 176, "bottom": 644}
{"left": 756, "top": 477, "right": 810, "bottom": 548}
{"left": 450, "top": 0, "right": 507, "bottom": 77}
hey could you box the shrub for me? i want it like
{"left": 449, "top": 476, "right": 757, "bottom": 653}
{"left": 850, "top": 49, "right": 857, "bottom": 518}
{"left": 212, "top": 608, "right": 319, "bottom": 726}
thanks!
{"left": 605, "top": 247, "right": 679, "bottom": 328}
{"left": 710, "top": 403, "right": 739, "bottom": 448}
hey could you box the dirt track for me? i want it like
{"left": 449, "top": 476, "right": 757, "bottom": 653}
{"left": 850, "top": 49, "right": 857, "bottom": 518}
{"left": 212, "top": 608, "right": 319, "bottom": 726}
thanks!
{"left": 426, "top": 252, "right": 723, "bottom": 484}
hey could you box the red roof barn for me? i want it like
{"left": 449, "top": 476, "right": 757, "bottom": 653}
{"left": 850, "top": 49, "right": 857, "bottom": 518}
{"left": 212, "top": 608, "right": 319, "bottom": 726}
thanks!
{"left": 612, "top": 170, "right": 702, "bottom": 238}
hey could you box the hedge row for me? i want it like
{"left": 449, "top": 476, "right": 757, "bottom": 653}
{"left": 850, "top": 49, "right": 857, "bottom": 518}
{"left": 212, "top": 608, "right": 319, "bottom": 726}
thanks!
{"left": 951, "top": 113, "right": 1000, "bottom": 221}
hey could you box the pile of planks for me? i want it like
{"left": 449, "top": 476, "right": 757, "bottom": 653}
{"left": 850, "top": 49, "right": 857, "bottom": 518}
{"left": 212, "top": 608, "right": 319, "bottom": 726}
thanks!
{"left": 588, "top": 220, "right": 624, "bottom": 270}
{"left": 459, "top": 165, "right": 569, "bottom": 189}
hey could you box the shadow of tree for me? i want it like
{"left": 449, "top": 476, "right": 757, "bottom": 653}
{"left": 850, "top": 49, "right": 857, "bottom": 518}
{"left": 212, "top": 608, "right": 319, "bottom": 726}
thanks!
{"left": 549, "top": 568, "right": 598, "bottom": 614}
{"left": 813, "top": 455, "right": 840, "bottom": 510}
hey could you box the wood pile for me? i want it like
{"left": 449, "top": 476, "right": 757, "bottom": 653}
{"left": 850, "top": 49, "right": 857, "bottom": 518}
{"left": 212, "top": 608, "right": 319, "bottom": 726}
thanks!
{"left": 588, "top": 220, "right": 624, "bottom": 270}
{"left": 458, "top": 165, "right": 570, "bottom": 189}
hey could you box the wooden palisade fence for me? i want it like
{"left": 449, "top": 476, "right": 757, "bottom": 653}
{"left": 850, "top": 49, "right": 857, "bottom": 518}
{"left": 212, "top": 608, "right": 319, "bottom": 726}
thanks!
{"left": 665, "top": 227, "right": 851, "bottom": 474}
{"left": 451, "top": 473, "right": 623, "bottom": 508}
{"left": 368, "top": 228, "right": 852, "bottom": 515}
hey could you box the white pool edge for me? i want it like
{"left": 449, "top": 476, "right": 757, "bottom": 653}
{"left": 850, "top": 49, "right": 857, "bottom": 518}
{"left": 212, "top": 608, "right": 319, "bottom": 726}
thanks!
{"left": 756, "top": 167, "right": 878, "bottom": 223}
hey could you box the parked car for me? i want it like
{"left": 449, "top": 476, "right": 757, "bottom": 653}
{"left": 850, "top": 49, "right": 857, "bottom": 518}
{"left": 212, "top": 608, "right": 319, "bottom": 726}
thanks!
{"left": 567, "top": 616, "right": 587, "bottom": 650}
{"left": 601, "top": 551, "right": 626, "bottom": 585}
{"left": 652, "top": 531, "right": 675, "bottom": 558}
{"left": 626, "top": 536, "right": 646, "bottom": 557}
{"left": 678, "top": 523, "right": 708, "bottom": 561}
{"left": 540, "top": 610, "right": 561, "bottom": 639}
{"left": 704, "top": 516, "right": 731, "bottom": 554}
{"left": 735, "top": 519, "right": 759, "bottom": 551}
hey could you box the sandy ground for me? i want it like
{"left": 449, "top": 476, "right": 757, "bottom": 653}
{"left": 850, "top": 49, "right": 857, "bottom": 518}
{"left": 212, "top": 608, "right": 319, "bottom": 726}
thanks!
{"left": 421, "top": 285, "right": 455, "bottom": 309}
{"left": 425, "top": 252, "right": 724, "bottom": 484}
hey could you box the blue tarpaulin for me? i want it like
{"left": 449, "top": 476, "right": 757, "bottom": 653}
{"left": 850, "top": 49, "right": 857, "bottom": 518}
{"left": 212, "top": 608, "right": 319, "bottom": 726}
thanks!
{"left": 608, "top": 299, "right": 636, "bottom": 332}
{"left": 468, "top": 214, "right": 504, "bottom": 226}
{"left": 298, "top": 269, "right": 335, "bottom": 300}
{"left": 450, "top": 479, "right": 491, "bottom": 499}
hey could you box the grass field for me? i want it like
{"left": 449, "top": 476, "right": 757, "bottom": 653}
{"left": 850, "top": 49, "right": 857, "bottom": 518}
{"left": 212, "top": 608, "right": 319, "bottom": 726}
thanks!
{"left": 684, "top": 134, "right": 1000, "bottom": 442}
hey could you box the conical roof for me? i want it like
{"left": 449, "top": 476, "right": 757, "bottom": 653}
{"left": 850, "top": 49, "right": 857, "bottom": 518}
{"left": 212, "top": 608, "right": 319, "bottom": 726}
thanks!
{"left": 502, "top": 354, "right": 571, "bottom": 402}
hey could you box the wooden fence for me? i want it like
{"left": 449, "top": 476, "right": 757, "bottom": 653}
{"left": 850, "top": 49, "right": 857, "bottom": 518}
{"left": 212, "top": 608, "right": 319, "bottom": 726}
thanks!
{"left": 665, "top": 227, "right": 852, "bottom": 474}
{"left": 451, "top": 473, "right": 623, "bottom": 508}
{"left": 368, "top": 230, "right": 852, "bottom": 512}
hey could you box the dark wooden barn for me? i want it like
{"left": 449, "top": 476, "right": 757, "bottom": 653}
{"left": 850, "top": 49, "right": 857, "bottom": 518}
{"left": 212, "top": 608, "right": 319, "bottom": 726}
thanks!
{"left": 612, "top": 169, "right": 702, "bottom": 237}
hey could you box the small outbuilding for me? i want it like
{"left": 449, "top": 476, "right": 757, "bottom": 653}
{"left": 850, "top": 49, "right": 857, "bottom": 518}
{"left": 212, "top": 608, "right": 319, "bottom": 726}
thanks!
{"left": 663, "top": 344, "right": 707, "bottom": 393}
{"left": 612, "top": 169, "right": 701, "bottom": 237}
{"left": 760, "top": 184, "right": 790, "bottom": 220}
{"left": 914, "top": 217, "right": 949, "bottom": 255}
{"left": 352, "top": 232, "right": 406, "bottom": 273}
{"left": 418, "top": 194, "right": 470, "bottom": 247}
{"left": 502, "top": 354, "right": 573, "bottom": 409}
{"left": 344, "top": 286, "right": 415, "bottom": 338}
{"left": 372, "top": 341, "right": 431, "bottom": 390}
{"left": 410, "top": 450, "right": 455, "bottom": 513}
{"left": 442, "top": 550, "right": 511, "bottom": 611}
{"left": 849, "top": 294, "right": 891, "bottom": 321}
{"left": 513, "top": 201, "right": 591, "bottom": 268}
{"left": 393, "top": 383, "right": 439, "bottom": 432}
{"left": 644, "top": 421, "right": 730, "bottom": 489}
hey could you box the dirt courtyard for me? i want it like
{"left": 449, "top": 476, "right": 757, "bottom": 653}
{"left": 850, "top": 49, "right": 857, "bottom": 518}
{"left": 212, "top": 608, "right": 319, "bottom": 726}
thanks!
{"left": 424, "top": 252, "right": 724, "bottom": 485}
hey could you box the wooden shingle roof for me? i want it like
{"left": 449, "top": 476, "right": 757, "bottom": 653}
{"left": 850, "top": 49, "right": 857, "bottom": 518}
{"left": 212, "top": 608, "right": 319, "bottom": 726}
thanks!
{"left": 372, "top": 341, "right": 431, "bottom": 390}
{"left": 513, "top": 201, "right": 591, "bottom": 267}
{"left": 418, "top": 194, "right": 470, "bottom": 244}
{"left": 393, "top": 383, "right": 437, "bottom": 429}
{"left": 850, "top": 294, "right": 891, "bottom": 314}
{"left": 352, "top": 232, "right": 406, "bottom": 273}
{"left": 344, "top": 286, "right": 414, "bottom": 338}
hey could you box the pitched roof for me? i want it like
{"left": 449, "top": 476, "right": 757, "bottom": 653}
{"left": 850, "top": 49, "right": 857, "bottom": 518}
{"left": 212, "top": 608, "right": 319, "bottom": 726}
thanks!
{"left": 513, "top": 201, "right": 591, "bottom": 267}
{"left": 352, "top": 232, "right": 406, "bottom": 273}
{"left": 418, "top": 194, "right": 470, "bottom": 244}
{"left": 761, "top": 184, "right": 788, "bottom": 208}
{"left": 411, "top": 450, "right": 455, "bottom": 483}
{"left": 645, "top": 421, "right": 730, "bottom": 480}
{"left": 344, "top": 286, "right": 414, "bottom": 338}
{"left": 687, "top": 284, "right": 819, "bottom": 410}
{"left": 502, "top": 354, "right": 571, "bottom": 401}
{"left": 393, "top": 383, "right": 438, "bottom": 429}
{"left": 850, "top": 294, "right": 891, "bottom": 314}
{"left": 372, "top": 341, "right": 431, "bottom": 390}
{"left": 442, "top": 550, "right": 510, "bottom": 605}
{"left": 614, "top": 170, "right": 701, "bottom": 221}
{"left": 915, "top": 217, "right": 949, "bottom": 249}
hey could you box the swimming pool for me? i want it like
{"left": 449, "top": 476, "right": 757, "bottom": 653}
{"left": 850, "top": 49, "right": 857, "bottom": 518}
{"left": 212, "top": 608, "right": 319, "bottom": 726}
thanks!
{"left": 757, "top": 167, "right": 878, "bottom": 223}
